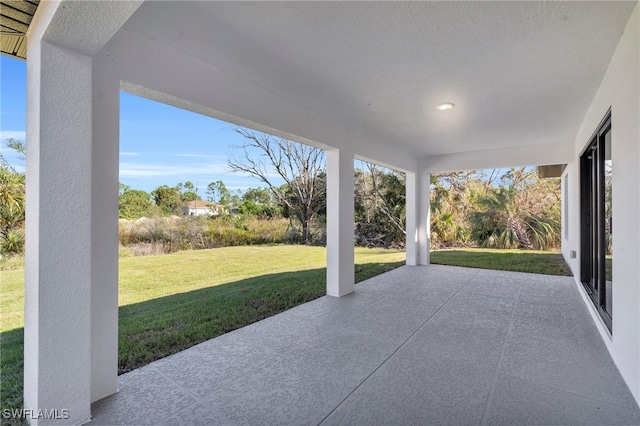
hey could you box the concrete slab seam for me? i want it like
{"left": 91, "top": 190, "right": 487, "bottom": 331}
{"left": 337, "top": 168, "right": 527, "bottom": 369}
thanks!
{"left": 317, "top": 269, "right": 481, "bottom": 425}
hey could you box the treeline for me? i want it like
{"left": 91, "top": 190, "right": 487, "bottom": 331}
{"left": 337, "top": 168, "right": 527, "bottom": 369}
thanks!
{"left": 224, "top": 126, "right": 561, "bottom": 251}
{"left": 119, "top": 181, "right": 279, "bottom": 219}
{"left": 0, "top": 130, "right": 562, "bottom": 257}
{"left": 119, "top": 215, "right": 292, "bottom": 256}
{"left": 119, "top": 126, "right": 409, "bottom": 250}
{"left": 118, "top": 164, "right": 562, "bottom": 254}
{"left": 117, "top": 162, "right": 407, "bottom": 252}
{"left": 430, "top": 168, "right": 561, "bottom": 250}
{"left": 118, "top": 181, "right": 299, "bottom": 255}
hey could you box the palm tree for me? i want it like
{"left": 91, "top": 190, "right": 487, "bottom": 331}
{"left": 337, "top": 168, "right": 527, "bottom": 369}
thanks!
{"left": 470, "top": 185, "right": 559, "bottom": 250}
{"left": 430, "top": 173, "right": 476, "bottom": 248}
{"left": 0, "top": 167, "right": 25, "bottom": 254}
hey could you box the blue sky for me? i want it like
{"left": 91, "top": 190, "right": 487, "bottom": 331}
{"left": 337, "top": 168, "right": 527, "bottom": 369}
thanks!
{"left": 1, "top": 55, "right": 26, "bottom": 164}
{"left": 0, "top": 54, "right": 283, "bottom": 195}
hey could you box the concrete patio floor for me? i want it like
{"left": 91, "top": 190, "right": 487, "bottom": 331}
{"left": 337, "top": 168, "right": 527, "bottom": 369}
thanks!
{"left": 87, "top": 265, "right": 640, "bottom": 425}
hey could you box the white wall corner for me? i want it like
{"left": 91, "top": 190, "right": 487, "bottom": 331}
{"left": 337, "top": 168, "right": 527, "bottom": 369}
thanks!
{"left": 568, "top": 1, "right": 640, "bottom": 405}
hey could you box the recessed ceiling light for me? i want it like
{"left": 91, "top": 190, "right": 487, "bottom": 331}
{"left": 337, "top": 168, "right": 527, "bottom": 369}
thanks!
{"left": 436, "top": 102, "right": 455, "bottom": 111}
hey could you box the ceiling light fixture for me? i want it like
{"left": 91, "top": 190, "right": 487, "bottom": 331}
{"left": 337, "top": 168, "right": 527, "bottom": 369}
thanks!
{"left": 436, "top": 102, "right": 455, "bottom": 111}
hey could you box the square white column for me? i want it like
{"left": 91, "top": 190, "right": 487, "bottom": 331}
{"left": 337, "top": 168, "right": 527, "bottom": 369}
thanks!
{"left": 326, "top": 148, "right": 355, "bottom": 297}
{"left": 418, "top": 170, "right": 431, "bottom": 265}
{"left": 25, "top": 42, "right": 120, "bottom": 424}
{"left": 25, "top": 41, "right": 93, "bottom": 425}
{"left": 406, "top": 170, "right": 430, "bottom": 265}
{"left": 405, "top": 171, "right": 418, "bottom": 265}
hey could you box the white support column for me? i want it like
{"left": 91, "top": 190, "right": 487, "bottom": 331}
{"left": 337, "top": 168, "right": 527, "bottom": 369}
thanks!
{"left": 418, "top": 169, "right": 431, "bottom": 265}
{"left": 25, "top": 41, "right": 93, "bottom": 424}
{"left": 405, "top": 172, "right": 419, "bottom": 265}
{"left": 90, "top": 66, "right": 120, "bottom": 403}
{"left": 326, "top": 147, "right": 355, "bottom": 297}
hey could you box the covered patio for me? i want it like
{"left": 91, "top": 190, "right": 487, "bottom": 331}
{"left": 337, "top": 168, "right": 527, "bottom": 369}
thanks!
{"left": 88, "top": 265, "right": 639, "bottom": 425}
{"left": 14, "top": 1, "right": 640, "bottom": 423}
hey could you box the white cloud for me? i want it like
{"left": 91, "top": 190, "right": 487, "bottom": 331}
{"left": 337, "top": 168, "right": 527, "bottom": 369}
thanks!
{"left": 177, "top": 153, "right": 226, "bottom": 160}
{"left": 119, "top": 162, "right": 229, "bottom": 178}
{"left": 0, "top": 130, "right": 26, "bottom": 142}
{"left": 229, "top": 168, "right": 283, "bottom": 180}
{"left": 120, "top": 151, "right": 141, "bottom": 157}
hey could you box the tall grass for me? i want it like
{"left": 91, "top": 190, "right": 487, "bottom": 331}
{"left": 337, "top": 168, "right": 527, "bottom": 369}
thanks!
{"left": 119, "top": 215, "right": 292, "bottom": 256}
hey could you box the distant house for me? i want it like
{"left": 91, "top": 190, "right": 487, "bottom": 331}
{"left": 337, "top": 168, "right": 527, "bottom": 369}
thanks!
{"left": 182, "top": 200, "right": 225, "bottom": 216}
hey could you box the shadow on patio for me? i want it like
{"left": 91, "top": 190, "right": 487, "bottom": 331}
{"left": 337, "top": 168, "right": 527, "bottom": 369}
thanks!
{"left": 88, "top": 265, "right": 640, "bottom": 425}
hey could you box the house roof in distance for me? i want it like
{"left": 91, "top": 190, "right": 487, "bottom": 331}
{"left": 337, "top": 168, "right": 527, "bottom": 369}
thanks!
{"left": 183, "top": 200, "right": 222, "bottom": 209}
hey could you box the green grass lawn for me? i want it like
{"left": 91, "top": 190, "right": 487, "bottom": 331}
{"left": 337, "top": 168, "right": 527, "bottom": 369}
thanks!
{"left": 0, "top": 245, "right": 405, "bottom": 423}
{"left": 1, "top": 245, "right": 573, "bottom": 423}
{"left": 430, "top": 248, "right": 572, "bottom": 276}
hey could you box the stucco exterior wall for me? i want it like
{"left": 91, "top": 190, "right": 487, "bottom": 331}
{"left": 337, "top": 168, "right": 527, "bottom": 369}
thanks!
{"left": 562, "top": 2, "right": 640, "bottom": 403}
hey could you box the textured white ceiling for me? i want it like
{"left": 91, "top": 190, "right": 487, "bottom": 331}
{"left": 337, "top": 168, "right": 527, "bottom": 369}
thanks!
{"left": 123, "top": 1, "right": 636, "bottom": 157}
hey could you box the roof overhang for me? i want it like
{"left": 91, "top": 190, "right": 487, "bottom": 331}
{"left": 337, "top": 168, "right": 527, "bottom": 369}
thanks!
{"left": 1, "top": 0, "right": 39, "bottom": 60}
{"left": 7, "top": 1, "right": 639, "bottom": 173}
{"left": 107, "top": 1, "right": 635, "bottom": 164}
{"left": 538, "top": 164, "right": 568, "bottom": 179}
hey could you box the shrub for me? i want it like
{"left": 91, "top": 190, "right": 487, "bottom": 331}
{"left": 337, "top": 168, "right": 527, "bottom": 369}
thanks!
{"left": 118, "top": 215, "right": 291, "bottom": 255}
{"left": 1, "top": 229, "right": 24, "bottom": 255}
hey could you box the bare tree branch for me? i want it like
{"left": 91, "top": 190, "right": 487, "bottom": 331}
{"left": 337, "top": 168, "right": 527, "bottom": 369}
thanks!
{"left": 367, "top": 163, "right": 406, "bottom": 236}
{"left": 228, "top": 126, "right": 326, "bottom": 244}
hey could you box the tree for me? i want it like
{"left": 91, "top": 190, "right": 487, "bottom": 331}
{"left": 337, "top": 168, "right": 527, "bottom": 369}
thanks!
{"left": 206, "top": 180, "right": 231, "bottom": 205}
{"left": 119, "top": 188, "right": 156, "bottom": 219}
{"left": 471, "top": 186, "right": 531, "bottom": 249}
{"left": 119, "top": 182, "right": 132, "bottom": 194}
{"left": 239, "top": 187, "right": 280, "bottom": 217}
{"left": 152, "top": 185, "right": 182, "bottom": 215}
{"left": 177, "top": 181, "right": 200, "bottom": 202}
{"left": 242, "top": 187, "right": 273, "bottom": 205}
{"left": 0, "top": 139, "right": 26, "bottom": 254}
{"left": 4, "top": 139, "right": 26, "bottom": 164}
{"left": 238, "top": 200, "right": 280, "bottom": 218}
{"left": 0, "top": 168, "right": 25, "bottom": 254}
{"left": 228, "top": 127, "right": 326, "bottom": 244}
{"left": 354, "top": 163, "right": 406, "bottom": 246}
{"left": 429, "top": 167, "right": 561, "bottom": 250}
{"left": 429, "top": 171, "right": 481, "bottom": 248}
{"left": 368, "top": 165, "right": 406, "bottom": 238}
{"left": 228, "top": 190, "right": 243, "bottom": 209}
{"left": 469, "top": 168, "right": 560, "bottom": 250}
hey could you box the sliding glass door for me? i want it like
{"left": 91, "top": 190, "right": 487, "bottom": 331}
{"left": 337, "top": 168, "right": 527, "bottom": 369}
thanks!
{"left": 580, "top": 111, "right": 612, "bottom": 332}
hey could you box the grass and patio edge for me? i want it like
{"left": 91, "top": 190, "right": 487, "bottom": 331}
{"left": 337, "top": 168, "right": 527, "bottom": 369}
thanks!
{"left": 0, "top": 246, "right": 405, "bottom": 425}
{"left": 430, "top": 248, "right": 572, "bottom": 276}
{"left": 1, "top": 246, "right": 572, "bottom": 425}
